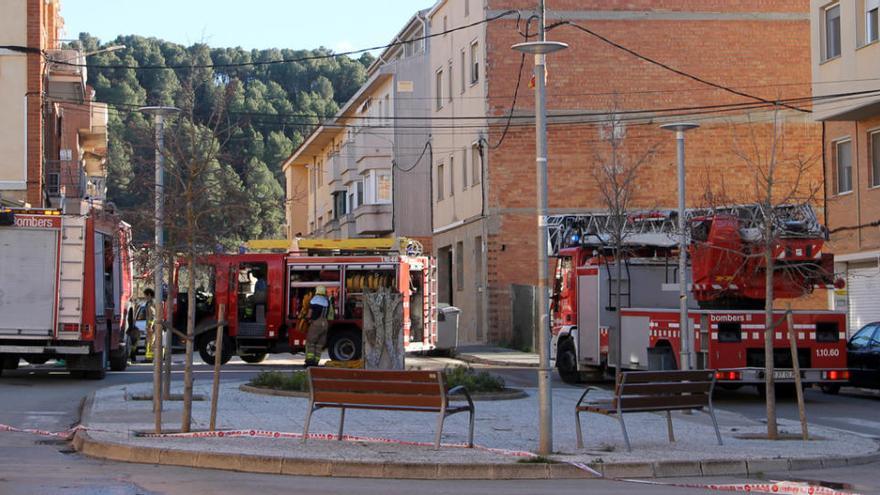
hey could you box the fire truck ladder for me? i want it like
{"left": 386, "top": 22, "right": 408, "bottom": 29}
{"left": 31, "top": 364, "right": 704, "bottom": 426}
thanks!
{"left": 57, "top": 216, "right": 86, "bottom": 340}
{"left": 547, "top": 204, "right": 824, "bottom": 256}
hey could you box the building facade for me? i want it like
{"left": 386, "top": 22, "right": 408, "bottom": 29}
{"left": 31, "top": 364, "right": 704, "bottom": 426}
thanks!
{"left": 0, "top": 0, "right": 108, "bottom": 208}
{"left": 429, "top": 0, "right": 823, "bottom": 346}
{"left": 283, "top": 11, "right": 433, "bottom": 248}
{"left": 811, "top": 0, "right": 880, "bottom": 333}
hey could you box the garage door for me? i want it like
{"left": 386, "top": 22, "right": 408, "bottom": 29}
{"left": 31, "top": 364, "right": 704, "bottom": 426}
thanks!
{"left": 847, "top": 264, "right": 880, "bottom": 335}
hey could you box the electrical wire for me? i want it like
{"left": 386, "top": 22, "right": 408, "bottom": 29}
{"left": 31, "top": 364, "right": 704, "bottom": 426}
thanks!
{"left": 549, "top": 21, "right": 811, "bottom": 114}
{"left": 48, "top": 10, "right": 520, "bottom": 71}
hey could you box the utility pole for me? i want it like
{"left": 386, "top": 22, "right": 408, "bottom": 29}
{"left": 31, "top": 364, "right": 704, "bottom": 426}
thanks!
{"left": 140, "top": 106, "right": 180, "bottom": 429}
{"left": 512, "top": 1, "right": 567, "bottom": 456}
{"left": 660, "top": 123, "right": 699, "bottom": 370}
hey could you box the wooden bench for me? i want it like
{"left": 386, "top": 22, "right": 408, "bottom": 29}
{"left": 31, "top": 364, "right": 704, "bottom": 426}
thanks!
{"left": 575, "top": 370, "right": 722, "bottom": 452}
{"left": 303, "top": 368, "right": 475, "bottom": 449}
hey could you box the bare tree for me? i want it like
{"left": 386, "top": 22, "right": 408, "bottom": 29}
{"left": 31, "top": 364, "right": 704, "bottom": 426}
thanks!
{"left": 723, "top": 107, "right": 822, "bottom": 439}
{"left": 592, "top": 111, "right": 660, "bottom": 373}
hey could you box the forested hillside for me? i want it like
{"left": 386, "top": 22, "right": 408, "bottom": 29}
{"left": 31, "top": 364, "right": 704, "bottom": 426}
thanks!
{"left": 75, "top": 33, "right": 373, "bottom": 243}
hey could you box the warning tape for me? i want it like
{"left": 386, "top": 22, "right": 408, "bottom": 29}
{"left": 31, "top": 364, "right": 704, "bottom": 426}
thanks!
{"left": 0, "top": 423, "right": 859, "bottom": 492}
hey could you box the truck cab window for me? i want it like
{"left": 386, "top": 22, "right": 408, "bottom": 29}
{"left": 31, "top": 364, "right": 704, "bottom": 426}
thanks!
{"left": 238, "top": 262, "right": 267, "bottom": 323}
{"left": 176, "top": 264, "right": 216, "bottom": 327}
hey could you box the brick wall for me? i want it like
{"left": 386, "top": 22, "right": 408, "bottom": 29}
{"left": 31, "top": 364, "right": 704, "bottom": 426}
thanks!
{"left": 823, "top": 116, "right": 880, "bottom": 256}
{"left": 479, "top": 1, "right": 824, "bottom": 343}
{"left": 26, "top": 0, "right": 43, "bottom": 205}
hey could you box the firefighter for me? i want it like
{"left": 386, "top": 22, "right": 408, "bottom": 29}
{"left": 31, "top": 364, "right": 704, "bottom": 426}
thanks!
{"left": 304, "top": 285, "right": 329, "bottom": 367}
{"left": 143, "top": 288, "right": 157, "bottom": 362}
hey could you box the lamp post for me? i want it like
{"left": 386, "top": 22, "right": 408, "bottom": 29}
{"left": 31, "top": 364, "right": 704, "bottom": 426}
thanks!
{"left": 512, "top": 1, "right": 568, "bottom": 456}
{"left": 660, "top": 122, "right": 699, "bottom": 371}
{"left": 140, "top": 106, "right": 180, "bottom": 431}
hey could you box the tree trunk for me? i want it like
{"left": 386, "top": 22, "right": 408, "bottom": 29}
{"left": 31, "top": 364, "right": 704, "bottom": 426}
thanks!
{"left": 615, "top": 252, "right": 623, "bottom": 374}
{"left": 764, "top": 246, "right": 778, "bottom": 439}
{"left": 182, "top": 252, "right": 196, "bottom": 432}
{"left": 786, "top": 305, "right": 809, "bottom": 440}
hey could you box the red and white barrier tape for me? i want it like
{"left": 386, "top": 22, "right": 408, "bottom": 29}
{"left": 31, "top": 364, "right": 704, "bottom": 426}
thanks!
{"left": 0, "top": 423, "right": 859, "bottom": 492}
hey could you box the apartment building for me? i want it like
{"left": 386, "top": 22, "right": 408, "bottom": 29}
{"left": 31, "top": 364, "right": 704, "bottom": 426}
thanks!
{"left": 284, "top": 11, "right": 433, "bottom": 247}
{"left": 811, "top": 0, "right": 880, "bottom": 333}
{"left": 429, "top": 0, "right": 822, "bottom": 346}
{"left": 0, "top": 0, "right": 109, "bottom": 207}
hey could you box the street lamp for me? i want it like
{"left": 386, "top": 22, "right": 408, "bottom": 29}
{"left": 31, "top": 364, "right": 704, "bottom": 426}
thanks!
{"left": 660, "top": 122, "right": 700, "bottom": 371}
{"left": 512, "top": 1, "right": 568, "bottom": 456}
{"left": 52, "top": 44, "right": 126, "bottom": 64}
{"left": 139, "top": 105, "right": 180, "bottom": 432}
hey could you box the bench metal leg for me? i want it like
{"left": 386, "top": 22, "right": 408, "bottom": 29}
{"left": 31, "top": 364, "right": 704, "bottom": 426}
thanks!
{"left": 434, "top": 412, "right": 446, "bottom": 450}
{"left": 575, "top": 411, "right": 584, "bottom": 449}
{"left": 708, "top": 405, "right": 723, "bottom": 446}
{"left": 618, "top": 415, "right": 632, "bottom": 452}
{"left": 302, "top": 402, "right": 314, "bottom": 444}
{"left": 466, "top": 407, "right": 475, "bottom": 448}
{"left": 338, "top": 408, "right": 346, "bottom": 440}
{"left": 666, "top": 411, "right": 675, "bottom": 443}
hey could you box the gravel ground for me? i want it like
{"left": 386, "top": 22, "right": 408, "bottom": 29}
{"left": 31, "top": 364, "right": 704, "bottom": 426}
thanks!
{"left": 84, "top": 380, "right": 878, "bottom": 466}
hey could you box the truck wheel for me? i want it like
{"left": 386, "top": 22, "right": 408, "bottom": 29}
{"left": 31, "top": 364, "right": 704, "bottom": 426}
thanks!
{"left": 240, "top": 353, "right": 268, "bottom": 364}
{"left": 198, "top": 333, "right": 232, "bottom": 366}
{"left": 24, "top": 356, "right": 49, "bottom": 365}
{"left": 557, "top": 339, "right": 582, "bottom": 384}
{"left": 2, "top": 357, "right": 20, "bottom": 370}
{"left": 109, "top": 338, "right": 129, "bottom": 372}
{"left": 327, "top": 329, "right": 362, "bottom": 362}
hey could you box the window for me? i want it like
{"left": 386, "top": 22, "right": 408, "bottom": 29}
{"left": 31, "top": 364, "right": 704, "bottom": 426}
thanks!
{"left": 835, "top": 139, "right": 853, "bottom": 194}
{"left": 460, "top": 49, "right": 466, "bottom": 94}
{"left": 333, "top": 191, "right": 346, "bottom": 220}
{"left": 868, "top": 0, "right": 880, "bottom": 43}
{"left": 469, "top": 41, "right": 480, "bottom": 84}
{"left": 448, "top": 61, "right": 453, "bottom": 103}
{"left": 436, "top": 162, "right": 445, "bottom": 201}
{"left": 455, "top": 241, "right": 464, "bottom": 291}
{"left": 443, "top": 15, "right": 448, "bottom": 35}
{"left": 449, "top": 155, "right": 455, "bottom": 197}
{"left": 461, "top": 148, "right": 469, "bottom": 189}
{"left": 356, "top": 179, "right": 364, "bottom": 206}
{"left": 435, "top": 68, "right": 444, "bottom": 110}
{"left": 384, "top": 94, "right": 391, "bottom": 124}
{"left": 376, "top": 171, "right": 392, "bottom": 203}
{"left": 849, "top": 324, "right": 879, "bottom": 349}
{"left": 871, "top": 130, "right": 880, "bottom": 187}
{"left": 824, "top": 3, "right": 841, "bottom": 60}
{"left": 471, "top": 142, "right": 482, "bottom": 185}
{"left": 317, "top": 161, "right": 323, "bottom": 187}
{"left": 465, "top": 0, "right": 470, "bottom": 17}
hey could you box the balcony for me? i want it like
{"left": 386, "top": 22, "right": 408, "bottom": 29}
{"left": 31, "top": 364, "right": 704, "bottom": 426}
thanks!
{"left": 354, "top": 204, "right": 392, "bottom": 235}
{"left": 353, "top": 128, "right": 390, "bottom": 166}
{"left": 326, "top": 152, "right": 346, "bottom": 191}
{"left": 46, "top": 49, "right": 87, "bottom": 102}
{"left": 45, "top": 159, "right": 85, "bottom": 201}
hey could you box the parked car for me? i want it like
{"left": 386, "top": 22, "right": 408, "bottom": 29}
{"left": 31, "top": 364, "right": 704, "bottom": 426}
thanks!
{"left": 848, "top": 322, "right": 880, "bottom": 389}
{"left": 127, "top": 301, "right": 184, "bottom": 361}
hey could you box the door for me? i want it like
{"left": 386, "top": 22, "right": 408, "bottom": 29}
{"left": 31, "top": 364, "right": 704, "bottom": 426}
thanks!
{"left": 848, "top": 324, "right": 879, "bottom": 387}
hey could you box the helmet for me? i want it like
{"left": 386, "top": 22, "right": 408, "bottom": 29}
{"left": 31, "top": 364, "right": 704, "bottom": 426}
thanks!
{"left": 315, "top": 285, "right": 327, "bottom": 296}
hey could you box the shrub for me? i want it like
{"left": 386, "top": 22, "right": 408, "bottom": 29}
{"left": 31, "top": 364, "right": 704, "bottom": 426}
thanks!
{"left": 444, "top": 365, "right": 505, "bottom": 393}
{"left": 248, "top": 371, "right": 309, "bottom": 392}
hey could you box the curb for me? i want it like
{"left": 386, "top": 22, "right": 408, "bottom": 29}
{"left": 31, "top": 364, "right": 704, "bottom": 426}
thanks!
{"left": 238, "top": 384, "right": 529, "bottom": 402}
{"left": 455, "top": 354, "right": 539, "bottom": 368}
{"left": 71, "top": 424, "right": 880, "bottom": 481}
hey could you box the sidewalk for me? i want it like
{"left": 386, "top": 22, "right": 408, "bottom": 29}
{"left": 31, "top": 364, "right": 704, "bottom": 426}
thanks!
{"left": 454, "top": 345, "right": 539, "bottom": 368}
{"left": 75, "top": 379, "right": 880, "bottom": 480}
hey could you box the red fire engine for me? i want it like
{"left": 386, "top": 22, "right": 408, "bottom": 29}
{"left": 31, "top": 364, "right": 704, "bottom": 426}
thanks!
{"left": 549, "top": 205, "right": 850, "bottom": 393}
{"left": 0, "top": 205, "right": 133, "bottom": 378}
{"left": 170, "top": 238, "right": 437, "bottom": 365}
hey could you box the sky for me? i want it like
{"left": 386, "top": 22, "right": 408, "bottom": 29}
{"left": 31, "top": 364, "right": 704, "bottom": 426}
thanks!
{"left": 61, "top": 0, "right": 436, "bottom": 52}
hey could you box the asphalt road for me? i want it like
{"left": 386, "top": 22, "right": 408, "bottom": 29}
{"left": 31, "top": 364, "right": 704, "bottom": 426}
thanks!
{"left": 0, "top": 355, "right": 877, "bottom": 494}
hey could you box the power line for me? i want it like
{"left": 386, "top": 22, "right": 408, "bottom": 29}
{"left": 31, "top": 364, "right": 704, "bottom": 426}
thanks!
{"left": 549, "top": 21, "right": 811, "bottom": 114}
{"left": 48, "top": 10, "right": 520, "bottom": 71}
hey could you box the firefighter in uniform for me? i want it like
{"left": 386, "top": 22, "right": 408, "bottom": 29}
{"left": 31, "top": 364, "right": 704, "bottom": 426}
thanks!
{"left": 304, "top": 286, "right": 329, "bottom": 367}
{"left": 143, "top": 288, "right": 157, "bottom": 362}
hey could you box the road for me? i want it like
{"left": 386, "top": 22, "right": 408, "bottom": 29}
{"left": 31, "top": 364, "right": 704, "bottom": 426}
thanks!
{"left": 0, "top": 356, "right": 877, "bottom": 494}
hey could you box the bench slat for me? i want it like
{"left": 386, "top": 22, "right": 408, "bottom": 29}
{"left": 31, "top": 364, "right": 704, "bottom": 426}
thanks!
{"left": 309, "top": 368, "right": 442, "bottom": 383}
{"left": 620, "top": 382, "right": 712, "bottom": 396}
{"left": 311, "top": 378, "right": 442, "bottom": 395}
{"left": 313, "top": 391, "right": 444, "bottom": 409}
{"left": 621, "top": 370, "right": 715, "bottom": 384}
{"left": 618, "top": 394, "right": 709, "bottom": 410}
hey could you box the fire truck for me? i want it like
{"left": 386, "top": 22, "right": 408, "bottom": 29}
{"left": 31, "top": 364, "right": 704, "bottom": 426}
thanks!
{"left": 549, "top": 204, "right": 850, "bottom": 393}
{"left": 0, "top": 204, "right": 133, "bottom": 378}
{"left": 170, "top": 238, "right": 437, "bottom": 365}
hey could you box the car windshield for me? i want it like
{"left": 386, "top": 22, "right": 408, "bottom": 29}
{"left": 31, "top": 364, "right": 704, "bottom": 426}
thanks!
{"left": 850, "top": 324, "right": 879, "bottom": 349}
